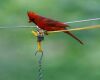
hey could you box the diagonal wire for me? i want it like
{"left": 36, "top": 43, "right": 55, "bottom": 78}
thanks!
{"left": 66, "top": 18, "right": 100, "bottom": 24}
{"left": 0, "top": 18, "right": 100, "bottom": 28}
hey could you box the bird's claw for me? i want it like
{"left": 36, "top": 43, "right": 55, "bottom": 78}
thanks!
{"left": 44, "top": 31, "right": 49, "bottom": 35}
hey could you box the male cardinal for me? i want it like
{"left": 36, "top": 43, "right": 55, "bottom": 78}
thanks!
{"left": 27, "top": 11, "right": 83, "bottom": 44}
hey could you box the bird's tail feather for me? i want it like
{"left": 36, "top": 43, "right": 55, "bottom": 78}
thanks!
{"left": 64, "top": 31, "right": 83, "bottom": 45}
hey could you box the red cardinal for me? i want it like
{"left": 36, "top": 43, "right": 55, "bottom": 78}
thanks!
{"left": 27, "top": 11, "right": 83, "bottom": 44}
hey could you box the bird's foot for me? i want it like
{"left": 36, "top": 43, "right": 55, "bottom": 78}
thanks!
{"left": 44, "top": 30, "right": 49, "bottom": 35}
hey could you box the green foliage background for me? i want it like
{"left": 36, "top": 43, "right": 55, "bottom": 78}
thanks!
{"left": 0, "top": 0, "right": 100, "bottom": 80}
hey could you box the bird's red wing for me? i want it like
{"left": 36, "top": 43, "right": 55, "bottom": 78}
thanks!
{"left": 41, "top": 18, "right": 69, "bottom": 28}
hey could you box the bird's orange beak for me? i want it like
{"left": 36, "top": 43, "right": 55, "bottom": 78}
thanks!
{"left": 29, "top": 20, "right": 32, "bottom": 23}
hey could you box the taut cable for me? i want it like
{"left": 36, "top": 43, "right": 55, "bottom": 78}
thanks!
{"left": 66, "top": 18, "right": 100, "bottom": 24}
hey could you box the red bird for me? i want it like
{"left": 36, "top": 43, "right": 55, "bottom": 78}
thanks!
{"left": 27, "top": 11, "right": 83, "bottom": 44}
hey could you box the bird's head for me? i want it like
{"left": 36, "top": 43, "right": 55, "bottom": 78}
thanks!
{"left": 27, "top": 11, "right": 37, "bottom": 23}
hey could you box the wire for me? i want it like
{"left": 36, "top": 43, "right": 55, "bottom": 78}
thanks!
{"left": 66, "top": 18, "right": 100, "bottom": 24}
{"left": 0, "top": 18, "right": 100, "bottom": 28}
{"left": 0, "top": 26, "right": 35, "bottom": 28}
{"left": 35, "top": 51, "right": 44, "bottom": 80}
